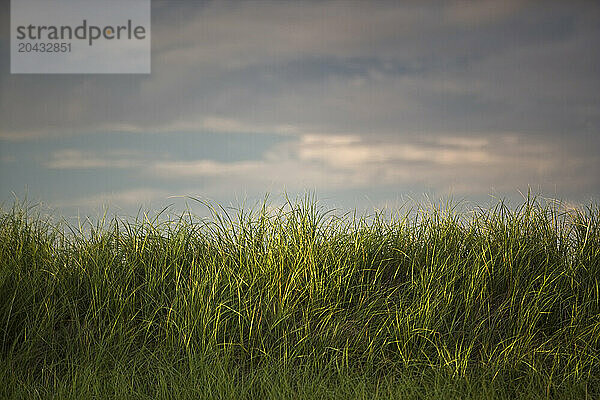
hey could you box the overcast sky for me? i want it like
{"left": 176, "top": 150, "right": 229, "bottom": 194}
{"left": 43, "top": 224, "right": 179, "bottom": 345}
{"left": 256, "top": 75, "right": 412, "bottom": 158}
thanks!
{"left": 1, "top": 1, "right": 599, "bottom": 216}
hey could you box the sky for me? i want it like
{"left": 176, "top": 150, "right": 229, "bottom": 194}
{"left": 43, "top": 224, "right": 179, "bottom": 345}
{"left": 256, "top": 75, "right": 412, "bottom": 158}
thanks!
{"left": 1, "top": 0, "right": 599, "bottom": 217}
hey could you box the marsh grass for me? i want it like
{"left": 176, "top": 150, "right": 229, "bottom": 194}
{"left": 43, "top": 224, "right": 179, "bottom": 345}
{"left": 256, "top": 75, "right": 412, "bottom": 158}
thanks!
{"left": 0, "top": 196, "right": 599, "bottom": 399}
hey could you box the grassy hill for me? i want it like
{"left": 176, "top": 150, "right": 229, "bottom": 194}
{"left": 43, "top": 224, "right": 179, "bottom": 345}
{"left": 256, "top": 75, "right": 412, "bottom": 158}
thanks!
{"left": 1, "top": 197, "right": 598, "bottom": 399}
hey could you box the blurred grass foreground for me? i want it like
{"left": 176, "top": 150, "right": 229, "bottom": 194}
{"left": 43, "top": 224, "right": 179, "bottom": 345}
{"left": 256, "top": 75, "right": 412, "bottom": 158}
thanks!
{"left": 1, "top": 197, "right": 599, "bottom": 399}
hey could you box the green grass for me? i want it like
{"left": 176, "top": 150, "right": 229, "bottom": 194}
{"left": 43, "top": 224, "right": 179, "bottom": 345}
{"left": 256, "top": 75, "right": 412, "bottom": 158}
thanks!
{"left": 1, "top": 196, "right": 599, "bottom": 399}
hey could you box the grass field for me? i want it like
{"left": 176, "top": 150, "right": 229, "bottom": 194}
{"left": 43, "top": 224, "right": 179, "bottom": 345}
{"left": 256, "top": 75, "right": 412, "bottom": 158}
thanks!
{"left": 1, "top": 197, "right": 599, "bottom": 399}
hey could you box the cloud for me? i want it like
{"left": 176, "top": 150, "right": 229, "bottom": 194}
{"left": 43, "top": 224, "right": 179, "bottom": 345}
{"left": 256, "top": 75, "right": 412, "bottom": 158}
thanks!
{"left": 58, "top": 188, "right": 171, "bottom": 209}
{"left": 1, "top": 1, "right": 599, "bottom": 210}
{"left": 3, "top": 1, "right": 597, "bottom": 142}
{"left": 45, "top": 149, "right": 144, "bottom": 169}
{"left": 153, "top": 159, "right": 264, "bottom": 177}
{"left": 0, "top": 153, "right": 15, "bottom": 163}
{"left": 155, "top": 115, "right": 302, "bottom": 136}
{"left": 150, "top": 131, "right": 599, "bottom": 197}
{"left": 152, "top": 2, "right": 432, "bottom": 68}
{"left": 445, "top": 0, "right": 526, "bottom": 26}
{"left": 296, "top": 134, "right": 495, "bottom": 167}
{"left": 35, "top": 126, "right": 599, "bottom": 211}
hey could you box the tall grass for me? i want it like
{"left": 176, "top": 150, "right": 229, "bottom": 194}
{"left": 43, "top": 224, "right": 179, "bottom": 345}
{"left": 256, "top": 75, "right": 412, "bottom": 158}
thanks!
{"left": 1, "top": 197, "right": 599, "bottom": 398}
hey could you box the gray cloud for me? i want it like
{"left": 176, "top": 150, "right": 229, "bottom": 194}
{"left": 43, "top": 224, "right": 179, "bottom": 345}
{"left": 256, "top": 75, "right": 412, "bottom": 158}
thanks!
{"left": 5, "top": 1, "right": 596, "bottom": 138}
{"left": 1, "top": 0, "right": 599, "bottom": 211}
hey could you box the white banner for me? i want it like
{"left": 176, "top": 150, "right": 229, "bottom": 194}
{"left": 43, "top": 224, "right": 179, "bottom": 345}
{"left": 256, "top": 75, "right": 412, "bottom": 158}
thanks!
{"left": 11, "top": 0, "right": 151, "bottom": 74}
